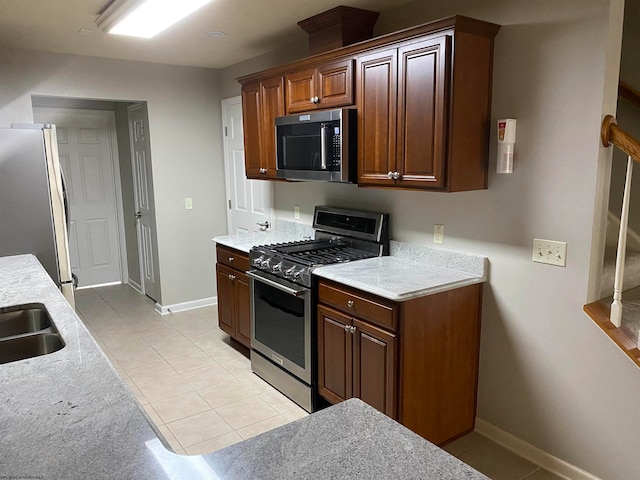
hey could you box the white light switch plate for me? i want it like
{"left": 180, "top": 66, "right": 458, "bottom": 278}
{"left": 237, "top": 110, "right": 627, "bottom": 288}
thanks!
{"left": 294, "top": 205, "right": 300, "bottom": 220}
{"left": 532, "top": 238, "right": 567, "bottom": 267}
{"left": 185, "top": 197, "right": 193, "bottom": 210}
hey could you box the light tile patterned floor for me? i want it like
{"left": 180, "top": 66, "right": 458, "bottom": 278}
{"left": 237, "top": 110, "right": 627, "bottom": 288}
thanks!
{"left": 76, "top": 285, "right": 563, "bottom": 479}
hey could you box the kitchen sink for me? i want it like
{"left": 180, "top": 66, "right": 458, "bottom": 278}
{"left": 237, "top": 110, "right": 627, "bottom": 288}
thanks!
{"left": 0, "top": 333, "right": 65, "bottom": 365}
{"left": 0, "top": 303, "right": 53, "bottom": 338}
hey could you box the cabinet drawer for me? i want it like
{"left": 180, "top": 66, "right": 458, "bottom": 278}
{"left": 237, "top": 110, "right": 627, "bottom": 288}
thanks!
{"left": 216, "top": 245, "right": 250, "bottom": 272}
{"left": 318, "top": 281, "right": 398, "bottom": 332}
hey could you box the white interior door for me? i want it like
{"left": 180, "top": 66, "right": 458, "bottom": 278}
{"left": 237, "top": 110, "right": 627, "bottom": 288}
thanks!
{"left": 222, "top": 97, "right": 273, "bottom": 234}
{"left": 33, "top": 108, "right": 124, "bottom": 288}
{"left": 128, "top": 103, "right": 161, "bottom": 302}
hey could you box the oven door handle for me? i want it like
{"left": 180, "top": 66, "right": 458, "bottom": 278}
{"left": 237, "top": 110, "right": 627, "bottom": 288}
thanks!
{"left": 247, "top": 270, "right": 308, "bottom": 297}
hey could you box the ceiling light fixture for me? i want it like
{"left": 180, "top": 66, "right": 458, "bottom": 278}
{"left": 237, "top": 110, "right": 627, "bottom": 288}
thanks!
{"left": 97, "top": 0, "right": 213, "bottom": 39}
{"left": 205, "top": 31, "right": 226, "bottom": 38}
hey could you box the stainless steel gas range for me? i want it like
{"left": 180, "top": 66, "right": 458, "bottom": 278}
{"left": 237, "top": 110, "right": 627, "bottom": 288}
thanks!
{"left": 247, "top": 206, "right": 389, "bottom": 412}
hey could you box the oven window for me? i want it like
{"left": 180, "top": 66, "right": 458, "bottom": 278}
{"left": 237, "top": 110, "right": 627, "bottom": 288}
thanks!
{"left": 253, "top": 280, "right": 306, "bottom": 369}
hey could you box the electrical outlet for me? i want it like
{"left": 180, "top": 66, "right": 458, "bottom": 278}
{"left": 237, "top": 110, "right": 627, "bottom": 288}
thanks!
{"left": 294, "top": 205, "right": 300, "bottom": 220}
{"left": 532, "top": 238, "right": 567, "bottom": 267}
{"left": 184, "top": 197, "right": 193, "bottom": 210}
{"left": 434, "top": 224, "right": 444, "bottom": 244}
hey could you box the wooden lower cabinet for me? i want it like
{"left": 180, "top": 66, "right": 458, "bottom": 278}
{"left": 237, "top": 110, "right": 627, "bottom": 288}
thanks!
{"left": 317, "top": 305, "right": 397, "bottom": 419}
{"left": 215, "top": 245, "right": 251, "bottom": 348}
{"left": 317, "top": 279, "right": 482, "bottom": 446}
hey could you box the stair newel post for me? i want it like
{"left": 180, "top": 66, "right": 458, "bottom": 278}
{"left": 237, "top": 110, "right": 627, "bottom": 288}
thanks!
{"left": 610, "top": 155, "right": 634, "bottom": 328}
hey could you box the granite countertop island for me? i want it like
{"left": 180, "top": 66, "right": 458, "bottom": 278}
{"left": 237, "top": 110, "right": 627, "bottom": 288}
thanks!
{"left": 0, "top": 254, "right": 488, "bottom": 479}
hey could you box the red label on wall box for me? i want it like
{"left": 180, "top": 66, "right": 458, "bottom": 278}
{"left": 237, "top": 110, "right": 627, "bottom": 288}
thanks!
{"left": 498, "top": 121, "right": 506, "bottom": 141}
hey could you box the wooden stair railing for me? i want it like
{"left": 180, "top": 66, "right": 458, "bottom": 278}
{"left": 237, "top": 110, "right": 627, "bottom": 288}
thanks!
{"left": 619, "top": 81, "right": 640, "bottom": 110}
{"left": 585, "top": 115, "right": 640, "bottom": 368}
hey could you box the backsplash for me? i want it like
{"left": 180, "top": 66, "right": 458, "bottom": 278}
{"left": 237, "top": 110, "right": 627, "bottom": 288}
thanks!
{"left": 275, "top": 219, "right": 314, "bottom": 238}
{"left": 390, "top": 241, "right": 487, "bottom": 278}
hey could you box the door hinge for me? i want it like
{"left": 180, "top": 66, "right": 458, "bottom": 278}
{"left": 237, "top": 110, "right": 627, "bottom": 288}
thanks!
{"left": 224, "top": 126, "right": 228, "bottom": 137}
{"left": 228, "top": 199, "right": 231, "bottom": 209}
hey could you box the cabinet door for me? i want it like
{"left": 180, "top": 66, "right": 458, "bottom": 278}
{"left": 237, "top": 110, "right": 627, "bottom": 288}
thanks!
{"left": 216, "top": 263, "right": 235, "bottom": 338}
{"left": 259, "top": 76, "right": 285, "bottom": 177}
{"left": 397, "top": 36, "right": 450, "bottom": 188}
{"left": 317, "top": 305, "right": 352, "bottom": 405}
{"left": 234, "top": 271, "right": 252, "bottom": 348}
{"left": 352, "top": 318, "right": 397, "bottom": 418}
{"left": 285, "top": 67, "right": 316, "bottom": 114}
{"left": 241, "top": 82, "right": 264, "bottom": 179}
{"left": 316, "top": 58, "right": 354, "bottom": 110}
{"left": 356, "top": 48, "right": 398, "bottom": 186}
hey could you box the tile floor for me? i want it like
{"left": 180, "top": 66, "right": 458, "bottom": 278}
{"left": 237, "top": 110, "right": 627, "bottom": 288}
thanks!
{"left": 76, "top": 284, "right": 563, "bottom": 479}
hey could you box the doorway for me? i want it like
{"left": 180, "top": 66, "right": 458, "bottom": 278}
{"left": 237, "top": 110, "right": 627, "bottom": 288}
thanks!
{"left": 32, "top": 98, "right": 161, "bottom": 303}
{"left": 33, "top": 107, "right": 126, "bottom": 288}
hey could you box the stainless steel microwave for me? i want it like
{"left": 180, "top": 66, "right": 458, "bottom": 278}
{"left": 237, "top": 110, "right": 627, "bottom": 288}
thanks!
{"left": 274, "top": 108, "right": 356, "bottom": 183}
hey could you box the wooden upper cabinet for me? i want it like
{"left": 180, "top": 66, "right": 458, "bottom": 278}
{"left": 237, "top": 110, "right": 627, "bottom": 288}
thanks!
{"left": 241, "top": 82, "right": 263, "bottom": 178}
{"left": 240, "top": 76, "right": 284, "bottom": 179}
{"left": 260, "top": 76, "right": 285, "bottom": 177}
{"left": 397, "top": 36, "right": 450, "bottom": 188}
{"left": 357, "top": 36, "right": 450, "bottom": 189}
{"left": 357, "top": 48, "right": 398, "bottom": 187}
{"left": 238, "top": 16, "right": 499, "bottom": 189}
{"left": 285, "top": 58, "right": 355, "bottom": 114}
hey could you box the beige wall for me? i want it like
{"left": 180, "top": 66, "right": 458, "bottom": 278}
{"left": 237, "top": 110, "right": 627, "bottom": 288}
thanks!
{"left": 219, "top": 0, "right": 638, "bottom": 478}
{"left": 0, "top": 47, "right": 227, "bottom": 306}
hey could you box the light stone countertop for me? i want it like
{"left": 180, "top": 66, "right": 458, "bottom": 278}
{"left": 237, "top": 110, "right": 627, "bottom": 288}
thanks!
{"left": 213, "top": 223, "right": 488, "bottom": 301}
{"left": 314, "top": 241, "right": 487, "bottom": 301}
{"left": 0, "top": 254, "right": 488, "bottom": 480}
{"left": 213, "top": 220, "right": 314, "bottom": 253}
{"left": 313, "top": 255, "right": 486, "bottom": 301}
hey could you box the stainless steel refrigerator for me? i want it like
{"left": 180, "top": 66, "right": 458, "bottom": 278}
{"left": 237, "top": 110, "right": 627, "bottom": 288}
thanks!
{"left": 0, "top": 124, "right": 75, "bottom": 309}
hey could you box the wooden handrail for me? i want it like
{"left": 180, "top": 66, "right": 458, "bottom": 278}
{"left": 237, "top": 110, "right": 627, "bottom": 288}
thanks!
{"left": 601, "top": 115, "right": 640, "bottom": 161}
{"left": 619, "top": 81, "right": 640, "bottom": 110}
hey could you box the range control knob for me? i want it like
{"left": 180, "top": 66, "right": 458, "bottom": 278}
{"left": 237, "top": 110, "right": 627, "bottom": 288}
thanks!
{"left": 260, "top": 258, "right": 271, "bottom": 269}
{"left": 271, "top": 262, "right": 283, "bottom": 274}
{"left": 252, "top": 255, "right": 265, "bottom": 267}
{"left": 285, "top": 266, "right": 297, "bottom": 278}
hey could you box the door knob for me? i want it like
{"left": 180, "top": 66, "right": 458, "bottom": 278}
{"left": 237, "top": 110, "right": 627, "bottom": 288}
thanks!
{"left": 256, "top": 221, "right": 270, "bottom": 231}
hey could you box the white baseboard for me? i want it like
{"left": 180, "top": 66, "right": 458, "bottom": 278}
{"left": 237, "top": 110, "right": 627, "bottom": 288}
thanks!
{"left": 155, "top": 296, "right": 217, "bottom": 315}
{"left": 127, "top": 278, "right": 143, "bottom": 295}
{"left": 76, "top": 281, "right": 121, "bottom": 290}
{"left": 475, "top": 418, "right": 601, "bottom": 480}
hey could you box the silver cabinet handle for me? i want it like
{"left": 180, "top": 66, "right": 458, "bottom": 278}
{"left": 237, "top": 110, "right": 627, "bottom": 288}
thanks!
{"left": 314, "top": 96, "right": 319, "bottom": 103}
{"left": 310, "top": 97, "right": 315, "bottom": 103}
{"left": 135, "top": 211, "right": 142, "bottom": 218}
{"left": 228, "top": 256, "right": 235, "bottom": 262}
{"left": 350, "top": 326, "right": 356, "bottom": 334}
{"left": 393, "top": 171, "right": 401, "bottom": 180}
{"left": 228, "top": 274, "right": 236, "bottom": 281}
{"left": 344, "top": 324, "right": 350, "bottom": 332}
{"left": 347, "top": 300, "right": 354, "bottom": 308}
{"left": 387, "top": 171, "right": 394, "bottom": 179}
{"left": 259, "top": 167, "right": 267, "bottom": 174}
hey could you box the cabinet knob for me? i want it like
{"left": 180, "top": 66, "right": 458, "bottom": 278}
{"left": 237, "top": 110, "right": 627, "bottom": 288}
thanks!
{"left": 228, "top": 274, "right": 236, "bottom": 281}
{"left": 347, "top": 300, "right": 354, "bottom": 308}
{"left": 228, "top": 256, "right": 235, "bottom": 262}
{"left": 393, "top": 171, "right": 401, "bottom": 180}
{"left": 259, "top": 167, "right": 267, "bottom": 174}
{"left": 387, "top": 171, "right": 394, "bottom": 179}
{"left": 314, "top": 96, "right": 319, "bottom": 103}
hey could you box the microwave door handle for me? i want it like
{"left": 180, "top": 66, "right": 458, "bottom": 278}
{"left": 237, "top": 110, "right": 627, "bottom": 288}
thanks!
{"left": 320, "top": 123, "right": 328, "bottom": 170}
